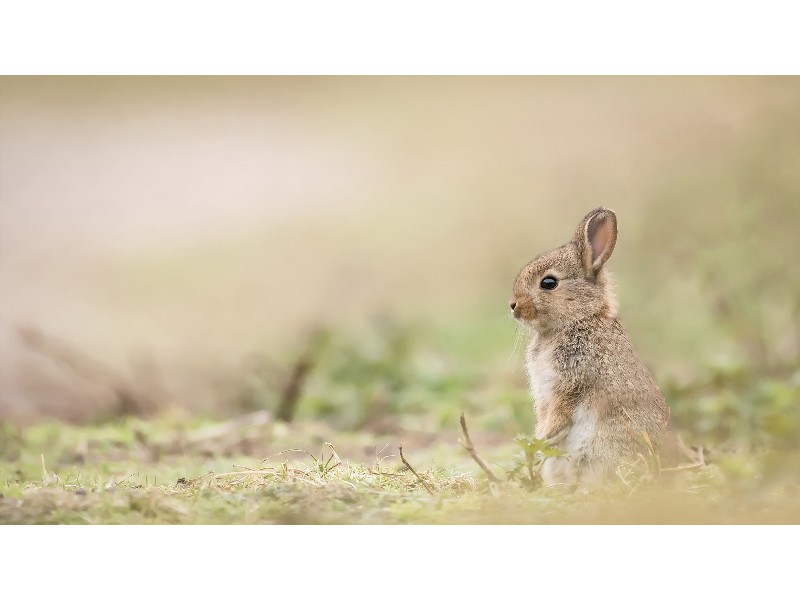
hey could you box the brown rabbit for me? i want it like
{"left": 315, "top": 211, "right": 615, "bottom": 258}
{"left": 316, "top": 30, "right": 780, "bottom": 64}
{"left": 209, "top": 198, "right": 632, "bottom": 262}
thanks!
{"left": 510, "top": 207, "right": 675, "bottom": 486}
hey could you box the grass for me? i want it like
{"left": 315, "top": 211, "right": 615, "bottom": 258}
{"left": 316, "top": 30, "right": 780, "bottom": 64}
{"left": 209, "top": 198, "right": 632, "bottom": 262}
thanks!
{"left": 3, "top": 419, "right": 800, "bottom": 525}
{"left": 2, "top": 321, "right": 799, "bottom": 524}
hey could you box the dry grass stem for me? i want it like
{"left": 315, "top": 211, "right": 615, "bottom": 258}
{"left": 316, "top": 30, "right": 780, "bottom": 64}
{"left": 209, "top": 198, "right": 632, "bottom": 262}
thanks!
{"left": 398, "top": 446, "right": 435, "bottom": 495}
{"left": 459, "top": 413, "right": 502, "bottom": 483}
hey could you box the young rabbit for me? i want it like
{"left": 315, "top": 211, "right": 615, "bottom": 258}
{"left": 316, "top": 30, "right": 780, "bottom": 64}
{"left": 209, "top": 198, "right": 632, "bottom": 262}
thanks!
{"left": 510, "top": 207, "right": 674, "bottom": 486}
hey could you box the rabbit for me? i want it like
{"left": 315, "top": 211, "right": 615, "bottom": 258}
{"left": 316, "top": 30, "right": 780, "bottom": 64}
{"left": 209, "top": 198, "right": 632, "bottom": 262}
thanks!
{"left": 509, "top": 207, "right": 677, "bottom": 487}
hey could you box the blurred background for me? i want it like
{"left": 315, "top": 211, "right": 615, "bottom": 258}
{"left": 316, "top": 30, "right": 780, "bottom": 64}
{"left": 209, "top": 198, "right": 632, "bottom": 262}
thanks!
{"left": 1, "top": 77, "right": 799, "bottom": 448}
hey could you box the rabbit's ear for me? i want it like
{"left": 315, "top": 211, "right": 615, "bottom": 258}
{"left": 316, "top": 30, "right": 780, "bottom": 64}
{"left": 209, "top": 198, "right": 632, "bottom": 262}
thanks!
{"left": 574, "top": 208, "right": 617, "bottom": 275}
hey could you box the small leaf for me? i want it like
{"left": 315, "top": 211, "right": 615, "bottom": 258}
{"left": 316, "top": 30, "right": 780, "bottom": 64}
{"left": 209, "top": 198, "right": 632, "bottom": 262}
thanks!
{"left": 539, "top": 447, "right": 568, "bottom": 459}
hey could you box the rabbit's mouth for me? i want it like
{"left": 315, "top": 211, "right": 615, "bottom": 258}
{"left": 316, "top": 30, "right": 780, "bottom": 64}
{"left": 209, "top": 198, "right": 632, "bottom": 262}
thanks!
{"left": 510, "top": 298, "right": 537, "bottom": 324}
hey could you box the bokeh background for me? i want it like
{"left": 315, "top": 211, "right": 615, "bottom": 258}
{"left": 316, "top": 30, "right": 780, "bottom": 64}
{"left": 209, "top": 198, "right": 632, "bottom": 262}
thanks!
{"left": 2, "top": 77, "right": 799, "bottom": 449}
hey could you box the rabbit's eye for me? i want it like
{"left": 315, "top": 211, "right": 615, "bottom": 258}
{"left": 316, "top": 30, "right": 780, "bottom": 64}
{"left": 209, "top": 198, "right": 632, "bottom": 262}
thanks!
{"left": 540, "top": 276, "right": 558, "bottom": 290}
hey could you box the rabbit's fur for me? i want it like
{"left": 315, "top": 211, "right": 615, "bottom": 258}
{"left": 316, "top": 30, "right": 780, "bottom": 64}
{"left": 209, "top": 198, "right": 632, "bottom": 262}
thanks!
{"left": 510, "top": 207, "right": 675, "bottom": 486}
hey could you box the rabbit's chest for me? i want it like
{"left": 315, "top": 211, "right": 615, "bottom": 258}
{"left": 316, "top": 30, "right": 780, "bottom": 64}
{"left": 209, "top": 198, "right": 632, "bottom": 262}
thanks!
{"left": 526, "top": 344, "right": 558, "bottom": 413}
{"left": 526, "top": 342, "right": 598, "bottom": 451}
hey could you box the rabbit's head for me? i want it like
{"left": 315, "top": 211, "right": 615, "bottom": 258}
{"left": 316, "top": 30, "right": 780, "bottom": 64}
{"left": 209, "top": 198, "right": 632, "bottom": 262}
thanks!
{"left": 510, "top": 207, "right": 619, "bottom": 333}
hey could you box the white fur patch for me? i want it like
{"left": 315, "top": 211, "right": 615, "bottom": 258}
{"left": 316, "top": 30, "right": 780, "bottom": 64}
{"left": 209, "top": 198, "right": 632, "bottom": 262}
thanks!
{"left": 539, "top": 405, "right": 599, "bottom": 487}
{"left": 561, "top": 403, "right": 597, "bottom": 457}
{"left": 526, "top": 339, "right": 556, "bottom": 412}
{"left": 527, "top": 338, "right": 599, "bottom": 486}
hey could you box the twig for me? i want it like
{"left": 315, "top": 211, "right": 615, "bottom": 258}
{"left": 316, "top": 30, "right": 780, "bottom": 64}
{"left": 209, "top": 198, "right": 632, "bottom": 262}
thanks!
{"left": 19, "top": 326, "right": 156, "bottom": 417}
{"left": 261, "top": 448, "right": 318, "bottom": 463}
{"left": 398, "top": 446, "right": 435, "bottom": 495}
{"left": 114, "top": 473, "right": 137, "bottom": 487}
{"left": 660, "top": 463, "right": 706, "bottom": 473}
{"left": 20, "top": 326, "right": 119, "bottom": 383}
{"left": 367, "top": 470, "right": 403, "bottom": 478}
{"left": 459, "top": 413, "right": 502, "bottom": 483}
{"left": 323, "top": 442, "right": 342, "bottom": 474}
{"left": 275, "top": 356, "right": 313, "bottom": 422}
{"left": 275, "top": 330, "right": 326, "bottom": 423}
{"left": 213, "top": 469, "right": 279, "bottom": 478}
{"left": 659, "top": 445, "right": 707, "bottom": 473}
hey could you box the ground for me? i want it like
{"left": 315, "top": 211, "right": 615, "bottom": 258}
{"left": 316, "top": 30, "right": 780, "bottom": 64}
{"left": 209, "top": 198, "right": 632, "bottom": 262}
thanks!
{"left": 3, "top": 374, "right": 799, "bottom": 524}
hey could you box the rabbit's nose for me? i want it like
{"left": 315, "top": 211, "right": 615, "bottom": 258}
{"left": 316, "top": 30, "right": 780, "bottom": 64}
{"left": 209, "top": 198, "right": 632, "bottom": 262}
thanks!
{"left": 509, "top": 300, "right": 517, "bottom": 311}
